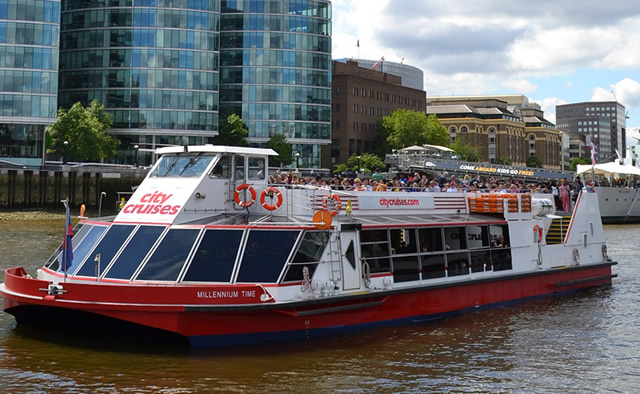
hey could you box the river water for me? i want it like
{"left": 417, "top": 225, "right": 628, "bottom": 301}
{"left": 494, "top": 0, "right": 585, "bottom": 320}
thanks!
{"left": 0, "top": 216, "right": 638, "bottom": 393}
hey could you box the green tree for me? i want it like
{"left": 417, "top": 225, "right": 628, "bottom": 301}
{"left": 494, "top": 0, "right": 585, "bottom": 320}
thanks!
{"left": 526, "top": 156, "right": 543, "bottom": 168}
{"left": 334, "top": 163, "right": 349, "bottom": 175}
{"left": 372, "top": 121, "right": 391, "bottom": 158}
{"left": 47, "top": 100, "right": 119, "bottom": 162}
{"left": 425, "top": 114, "right": 449, "bottom": 147}
{"left": 212, "top": 113, "right": 249, "bottom": 146}
{"left": 451, "top": 139, "right": 481, "bottom": 162}
{"left": 383, "top": 109, "right": 429, "bottom": 150}
{"left": 570, "top": 157, "right": 589, "bottom": 171}
{"left": 495, "top": 157, "right": 513, "bottom": 165}
{"left": 266, "top": 133, "right": 293, "bottom": 167}
{"left": 346, "top": 153, "right": 386, "bottom": 173}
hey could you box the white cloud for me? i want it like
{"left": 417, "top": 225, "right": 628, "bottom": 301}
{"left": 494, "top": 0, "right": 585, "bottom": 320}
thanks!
{"left": 502, "top": 79, "right": 537, "bottom": 94}
{"left": 533, "top": 97, "right": 569, "bottom": 125}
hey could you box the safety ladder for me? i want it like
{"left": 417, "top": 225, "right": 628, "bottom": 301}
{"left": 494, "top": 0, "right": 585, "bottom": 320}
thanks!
{"left": 325, "top": 230, "right": 343, "bottom": 284}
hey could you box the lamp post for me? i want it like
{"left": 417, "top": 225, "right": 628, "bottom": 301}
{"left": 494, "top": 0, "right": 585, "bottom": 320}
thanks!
{"left": 134, "top": 145, "right": 139, "bottom": 167}
{"left": 295, "top": 152, "right": 301, "bottom": 170}
{"left": 63, "top": 140, "right": 68, "bottom": 164}
{"left": 357, "top": 155, "right": 361, "bottom": 175}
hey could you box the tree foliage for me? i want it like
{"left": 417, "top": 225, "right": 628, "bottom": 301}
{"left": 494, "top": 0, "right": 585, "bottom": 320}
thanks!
{"left": 381, "top": 110, "right": 449, "bottom": 150}
{"left": 451, "top": 139, "right": 481, "bottom": 162}
{"left": 570, "top": 157, "right": 589, "bottom": 171}
{"left": 47, "top": 100, "right": 119, "bottom": 162}
{"left": 526, "top": 156, "right": 543, "bottom": 168}
{"left": 212, "top": 113, "right": 249, "bottom": 146}
{"left": 495, "top": 157, "right": 513, "bottom": 165}
{"left": 425, "top": 114, "right": 449, "bottom": 147}
{"left": 346, "top": 153, "right": 386, "bottom": 173}
{"left": 266, "top": 133, "right": 293, "bottom": 167}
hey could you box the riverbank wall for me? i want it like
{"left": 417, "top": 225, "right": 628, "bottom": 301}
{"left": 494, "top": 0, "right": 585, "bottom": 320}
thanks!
{"left": 0, "top": 168, "right": 147, "bottom": 210}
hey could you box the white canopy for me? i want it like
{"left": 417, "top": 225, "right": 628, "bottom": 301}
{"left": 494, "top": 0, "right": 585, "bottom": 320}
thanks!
{"left": 576, "top": 162, "right": 640, "bottom": 177}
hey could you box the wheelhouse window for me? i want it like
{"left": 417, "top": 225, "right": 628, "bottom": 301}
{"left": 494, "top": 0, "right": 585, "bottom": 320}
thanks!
{"left": 149, "top": 153, "right": 215, "bottom": 178}
{"left": 74, "top": 224, "right": 136, "bottom": 277}
{"left": 236, "top": 230, "right": 299, "bottom": 283}
{"left": 209, "top": 154, "right": 230, "bottom": 178}
{"left": 234, "top": 155, "right": 245, "bottom": 180}
{"left": 248, "top": 157, "right": 266, "bottom": 180}
{"left": 283, "top": 231, "right": 329, "bottom": 283}
{"left": 182, "top": 229, "right": 243, "bottom": 283}
{"left": 104, "top": 225, "right": 166, "bottom": 280}
{"left": 135, "top": 228, "right": 200, "bottom": 281}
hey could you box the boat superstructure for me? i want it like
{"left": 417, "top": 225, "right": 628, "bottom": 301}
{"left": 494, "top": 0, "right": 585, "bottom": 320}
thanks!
{"left": 1, "top": 145, "right": 616, "bottom": 347}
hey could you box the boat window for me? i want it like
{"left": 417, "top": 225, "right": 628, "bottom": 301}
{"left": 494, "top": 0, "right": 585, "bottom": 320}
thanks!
{"left": 360, "top": 229, "right": 391, "bottom": 273}
{"left": 45, "top": 222, "right": 91, "bottom": 271}
{"left": 66, "top": 225, "right": 108, "bottom": 275}
{"left": 282, "top": 231, "right": 328, "bottom": 282}
{"left": 209, "top": 154, "right": 230, "bottom": 178}
{"left": 489, "top": 225, "right": 510, "bottom": 248}
{"left": 444, "top": 227, "right": 467, "bottom": 250}
{"left": 392, "top": 254, "right": 420, "bottom": 283}
{"left": 103, "top": 225, "right": 166, "bottom": 280}
{"left": 421, "top": 254, "right": 446, "bottom": 279}
{"left": 470, "top": 250, "right": 491, "bottom": 273}
{"left": 73, "top": 224, "right": 136, "bottom": 278}
{"left": 136, "top": 228, "right": 201, "bottom": 281}
{"left": 234, "top": 155, "right": 245, "bottom": 180}
{"left": 447, "top": 252, "right": 470, "bottom": 277}
{"left": 418, "top": 228, "right": 444, "bottom": 252}
{"left": 390, "top": 229, "right": 418, "bottom": 254}
{"left": 149, "top": 154, "right": 215, "bottom": 178}
{"left": 467, "top": 225, "right": 490, "bottom": 249}
{"left": 345, "top": 240, "right": 356, "bottom": 269}
{"left": 182, "top": 229, "right": 243, "bottom": 283}
{"left": 490, "top": 224, "right": 511, "bottom": 271}
{"left": 236, "top": 230, "right": 299, "bottom": 283}
{"left": 248, "top": 157, "right": 266, "bottom": 180}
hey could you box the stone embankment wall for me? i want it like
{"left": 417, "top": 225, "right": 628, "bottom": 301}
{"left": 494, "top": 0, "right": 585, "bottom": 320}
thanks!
{"left": 0, "top": 168, "right": 147, "bottom": 210}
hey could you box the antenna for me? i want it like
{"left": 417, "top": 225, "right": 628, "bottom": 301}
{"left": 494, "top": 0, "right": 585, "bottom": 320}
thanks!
{"left": 611, "top": 90, "right": 617, "bottom": 102}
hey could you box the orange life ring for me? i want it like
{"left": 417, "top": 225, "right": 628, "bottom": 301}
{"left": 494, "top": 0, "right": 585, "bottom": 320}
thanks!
{"left": 313, "top": 210, "right": 332, "bottom": 230}
{"left": 234, "top": 184, "right": 256, "bottom": 208}
{"left": 533, "top": 225, "right": 543, "bottom": 243}
{"left": 322, "top": 194, "right": 341, "bottom": 216}
{"left": 260, "top": 187, "right": 283, "bottom": 211}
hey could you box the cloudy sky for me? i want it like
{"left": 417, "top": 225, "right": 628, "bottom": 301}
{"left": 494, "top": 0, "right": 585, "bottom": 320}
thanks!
{"left": 331, "top": 0, "right": 640, "bottom": 145}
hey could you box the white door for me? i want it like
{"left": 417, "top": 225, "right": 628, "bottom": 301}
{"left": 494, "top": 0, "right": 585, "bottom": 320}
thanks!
{"left": 341, "top": 231, "right": 361, "bottom": 290}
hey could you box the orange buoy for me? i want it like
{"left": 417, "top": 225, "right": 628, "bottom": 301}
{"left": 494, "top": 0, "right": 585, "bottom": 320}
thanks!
{"left": 313, "top": 210, "right": 332, "bottom": 230}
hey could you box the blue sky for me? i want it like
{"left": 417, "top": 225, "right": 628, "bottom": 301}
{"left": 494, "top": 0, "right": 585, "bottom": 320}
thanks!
{"left": 331, "top": 0, "right": 640, "bottom": 145}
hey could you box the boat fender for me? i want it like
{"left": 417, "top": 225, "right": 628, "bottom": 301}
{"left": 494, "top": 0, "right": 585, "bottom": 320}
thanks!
{"left": 234, "top": 184, "right": 256, "bottom": 208}
{"left": 533, "top": 225, "right": 543, "bottom": 243}
{"left": 259, "top": 187, "right": 283, "bottom": 210}
{"left": 322, "top": 194, "right": 342, "bottom": 216}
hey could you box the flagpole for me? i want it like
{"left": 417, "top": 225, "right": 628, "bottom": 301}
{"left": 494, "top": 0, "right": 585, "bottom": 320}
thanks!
{"left": 590, "top": 131, "right": 595, "bottom": 186}
{"left": 62, "top": 199, "right": 69, "bottom": 282}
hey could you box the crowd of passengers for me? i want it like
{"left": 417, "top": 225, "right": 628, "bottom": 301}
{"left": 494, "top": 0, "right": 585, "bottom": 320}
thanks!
{"left": 268, "top": 170, "right": 597, "bottom": 212}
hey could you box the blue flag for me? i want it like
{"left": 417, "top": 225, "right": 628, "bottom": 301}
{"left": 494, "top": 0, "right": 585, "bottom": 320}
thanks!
{"left": 62, "top": 201, "right": 73, "bottom": 272}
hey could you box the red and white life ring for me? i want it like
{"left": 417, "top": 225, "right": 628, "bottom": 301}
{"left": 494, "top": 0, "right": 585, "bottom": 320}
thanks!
{"left": 234, "top": 184, "right": 256, "bottom": 208}
{"left": 533, "top": 225, "right": 543, "bottom": 243}
{"left": 322, "top": 194, "right": 342, "bottom": 216}
{"left": 260, "top": 187, "right": 283, "bottom": 211}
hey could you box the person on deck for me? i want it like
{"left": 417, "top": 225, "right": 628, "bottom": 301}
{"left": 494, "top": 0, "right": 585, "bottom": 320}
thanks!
{"left": 560, "top": 178, "right": 571, "bottom": 211}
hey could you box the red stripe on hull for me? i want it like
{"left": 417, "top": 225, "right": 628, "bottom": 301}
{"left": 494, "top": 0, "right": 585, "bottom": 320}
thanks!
{"left": 1, "top": 264, "right": 614, "bottom": 343}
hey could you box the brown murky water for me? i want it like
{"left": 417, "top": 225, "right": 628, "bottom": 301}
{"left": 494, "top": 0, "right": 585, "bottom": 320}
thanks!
{"left": 0, "top": 216, "right": 638, "bottom": 392}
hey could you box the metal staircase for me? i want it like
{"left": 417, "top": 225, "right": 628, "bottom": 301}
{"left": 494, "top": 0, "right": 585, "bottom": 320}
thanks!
{"left": 546, "top": 215, "right": 572, "bottom": 245}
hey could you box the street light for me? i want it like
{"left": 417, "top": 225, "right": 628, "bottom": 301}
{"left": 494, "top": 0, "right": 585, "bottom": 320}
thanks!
{"left": 295, "top": 152, "right": 301, "bottom": 169}
{"left": 63, "top": 140, "right": 69, "bottom": 164}
{"left": 357, "top": 155, "right": 361, "bottom": 175}
{"left": 134, "top": 145, "right": 139, "bottom": 168}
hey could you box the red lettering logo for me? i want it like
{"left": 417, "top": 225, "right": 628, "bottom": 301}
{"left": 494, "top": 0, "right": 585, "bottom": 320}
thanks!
{"left": 122, "top": 192, "right": 181, "bottom": 215}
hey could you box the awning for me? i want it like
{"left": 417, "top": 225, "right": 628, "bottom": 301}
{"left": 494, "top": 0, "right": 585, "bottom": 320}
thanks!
{"left": 576, "top": 162, "right": 640, "bottom": 177}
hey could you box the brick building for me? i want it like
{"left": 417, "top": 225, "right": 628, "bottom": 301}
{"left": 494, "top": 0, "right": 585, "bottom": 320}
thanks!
{"left": 325, "top": 60, "right": 426, "bottom": 168}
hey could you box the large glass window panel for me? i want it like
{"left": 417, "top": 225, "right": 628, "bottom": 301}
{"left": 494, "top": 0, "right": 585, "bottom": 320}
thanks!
{"left": 74, "top": 224, "right": 135, "bottom": 277}
{"left": 104, "top": 225, "right": 166, "bottom": 280}
{"left": 236, "top": 230, "right": 299, "bottom": 283}
{"left": 45, "top": 223, "right": 91, "bottom": 271}
{"left": 182, "top": 229, "right": 242, "bottom": 282}
{"left": 467, "top": 225, "right": 490, "bottom": 249}
{"left": 444, "top": 227, "right": 467, "bottom": 250}
{"left": 392, "top": 255, "right": 420, "bottom": 283}
{"left": 66, "top": 225, "right": 108, "bottom": 275}
{"left": 136, "top": 228, "right": 200, "bottom": 281}
{"left": 447, "top": 252, "right": 470, "bottom": 277}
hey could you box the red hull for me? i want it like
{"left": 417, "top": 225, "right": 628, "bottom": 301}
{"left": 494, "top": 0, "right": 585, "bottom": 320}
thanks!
{"left": 1, "top": 264, "right": 615, "bottom": 347}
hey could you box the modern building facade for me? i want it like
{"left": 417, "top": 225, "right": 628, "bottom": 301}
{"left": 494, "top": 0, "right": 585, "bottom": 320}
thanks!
{"left": 556, "top": 101, "right": 626, "bottom": 163}
{"left": 58, "top": 0, "right": 221, "bottom": 165}
{"left": 219, "top": 0, "right": 332, "bottom": 168}
{"left": 427, "top": 97, "right": 563, "bottom": 169}
{"left": 326, "top": 59, "right": 426, "bottom": 168}
{"left": 0, "top": 0, "right": 60, "bottom": 166}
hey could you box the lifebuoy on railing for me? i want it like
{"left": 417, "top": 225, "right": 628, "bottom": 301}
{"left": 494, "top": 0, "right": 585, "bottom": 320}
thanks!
{"left": 234, "top": 184, "right": 256, "bottom": 208}
{"left": 322, "top": 194, "right": 341, "bottom": 216}
{"left": 260, "top": 187, "right": 283, "bottom": 211}
{"left": 533, "top": 224, "right": 543, "bottom": 243}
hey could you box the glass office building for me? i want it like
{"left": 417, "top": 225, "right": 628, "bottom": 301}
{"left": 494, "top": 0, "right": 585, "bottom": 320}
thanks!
{"left": 219, "top": 0, "right": 332, "bottom": 168}
{"left": 0, "top": 0, "right": 60, "bottom": 166}
{"left": 58, "top": 0, "right": 221, "bottom": 164}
